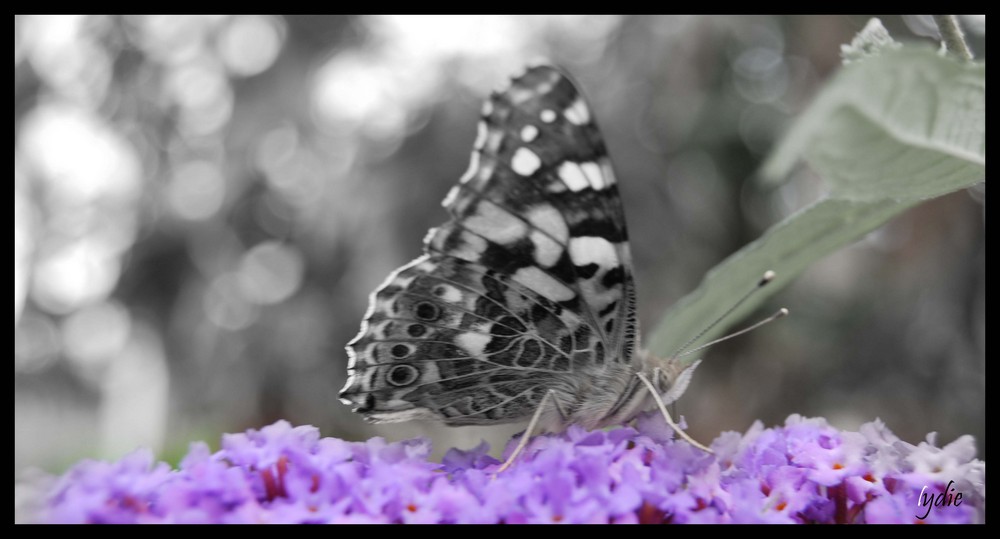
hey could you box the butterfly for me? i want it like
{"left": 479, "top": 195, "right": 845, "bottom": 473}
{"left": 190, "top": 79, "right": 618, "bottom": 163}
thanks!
{"left": 339, "top": 65, "right": 709, "bottom": 468}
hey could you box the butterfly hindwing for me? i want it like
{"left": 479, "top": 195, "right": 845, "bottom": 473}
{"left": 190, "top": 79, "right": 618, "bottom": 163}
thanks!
{"left": 341, "top": 255, "right": 590, "bottom": 424}
{"left": 340, "top": 65, "right": 638, "bottom": 426}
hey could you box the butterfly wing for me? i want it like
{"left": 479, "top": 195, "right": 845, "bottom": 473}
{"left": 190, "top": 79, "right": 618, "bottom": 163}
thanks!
{"left": 340, "top": 65, "right": 638, "bottom": 426}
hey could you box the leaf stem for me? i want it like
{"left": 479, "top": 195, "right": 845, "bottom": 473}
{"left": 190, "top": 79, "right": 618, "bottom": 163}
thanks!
{"left": 932, "top": 15, "right": 974, "bottom": 61}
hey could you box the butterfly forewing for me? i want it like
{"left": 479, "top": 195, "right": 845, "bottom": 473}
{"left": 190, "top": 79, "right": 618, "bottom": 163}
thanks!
{"left": 340, "top": 65, "right": 638, "bottom": 426}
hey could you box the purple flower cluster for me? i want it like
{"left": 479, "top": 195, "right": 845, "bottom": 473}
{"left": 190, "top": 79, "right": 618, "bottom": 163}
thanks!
{"left": 32, "top": 414, "right": 984, "bottom": 523}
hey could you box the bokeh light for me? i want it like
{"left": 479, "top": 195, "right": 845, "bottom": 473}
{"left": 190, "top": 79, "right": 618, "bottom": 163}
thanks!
{"left": 217, "top": 15, "right": 285, "bottom": 78}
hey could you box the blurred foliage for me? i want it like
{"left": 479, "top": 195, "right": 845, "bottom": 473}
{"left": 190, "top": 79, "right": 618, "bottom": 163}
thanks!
{"left": 14, "top": 15, "right": 985, "bottom": 476}
{"left": 654, "top": 47, "right": 985, "bottom": 361}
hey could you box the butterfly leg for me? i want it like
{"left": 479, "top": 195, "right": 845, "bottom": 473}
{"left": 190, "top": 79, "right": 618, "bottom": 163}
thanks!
{"left": 494, "top": 389, "right": 564, "bottom": 476}
{"left": 635, "top": 371, "right": 713, "bottom": 453}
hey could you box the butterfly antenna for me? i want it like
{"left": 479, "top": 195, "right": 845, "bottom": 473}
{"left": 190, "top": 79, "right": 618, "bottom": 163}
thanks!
{"left": 678, "top": 308, "right": 788, "bottom": 357}
{"left": 671, "top": 270, "right": 786, "bottom": 358}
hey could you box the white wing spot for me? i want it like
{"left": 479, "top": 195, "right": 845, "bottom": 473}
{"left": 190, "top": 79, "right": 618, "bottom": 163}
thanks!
{"left": 432, "top": 284, "right": 462, "bottom": 303}
{"left": 459, "top": 152, "right": 481, "bottom": 184}
{"left": 473, "top": 121, "right": 489, "bottom": 150}
{"left": 546, "top": 180, "right": 567, "bottom": 193}
{"left": 456, "top": 332, "right": 491, "bottom": 357}
{"left": 484, "top": 125, "right": 504, "bottom": 153}
{"left": 424, "top": 227, "right": 441, "bottom": 247}
{"left": 520, "top": 124, "right": 539, "bottom": 142}
{"left": 432, "top": 228, "right": 487, "bottom": 260}
{"left": 579, "top": 161, "right": 606, "bottom": 190}
{"left": 454, "top": 232, "right": 488, "bottom": 258}
{"left": 442, "top": 185, "right": 460, "bottom": 207}
{"left": 569, "top": 236, "right": 620, "bottom": 269}
{"left": 540, "top": 109, "right": 557, "bottom": 123}
{"left": 502, "top": 288, "right": 531, "bottom": 314}
{"left": 526, "top": 204, "right": 569, "bottom": 243}
{"left": 512, "top": 147, "right": 542, "bottom": 176}
{"left": 464, "top": 201, "right": 527, "bottom": 244}
{"left": 599, "top": 158, "right": 617, "bottom": 186}
{"left": 470, "top": 157, "right": 496, "bottom": 188}
{"left": 563, "top": 97, "right": 590, "bottom": 125}
{"left": 558, "top": 161, "right": 590, "bottom": 192}
{"left": 413, "top": 258, "right": 436, "bottom": 274}
{"left": 512, "top": 266, "right": 575, "bottom": 302}
{"left": 530, "top": 230, "right": 561, "bottom": 267}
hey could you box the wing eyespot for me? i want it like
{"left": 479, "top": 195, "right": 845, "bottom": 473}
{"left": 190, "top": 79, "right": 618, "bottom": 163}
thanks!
{"left": 415, "top": 301, "right": 441, "bottom": 321}
{"left": 406, "top": 323, "right": 426, "bottom": 337}
{"left": 387, "top": 364, "right": 420, "bottom": 387}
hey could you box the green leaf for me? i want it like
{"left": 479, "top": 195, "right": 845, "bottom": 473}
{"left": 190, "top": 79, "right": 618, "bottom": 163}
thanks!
{"left": 649, "top": 48, "right": 985, "bottom": 361}
{"left": 762, "top": 48, "right": 984, "bottom": 200}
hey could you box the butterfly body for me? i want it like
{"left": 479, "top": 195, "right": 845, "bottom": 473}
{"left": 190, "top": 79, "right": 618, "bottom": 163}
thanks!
{"left": 339, "top": 65, "right": 697, "bottom": 433}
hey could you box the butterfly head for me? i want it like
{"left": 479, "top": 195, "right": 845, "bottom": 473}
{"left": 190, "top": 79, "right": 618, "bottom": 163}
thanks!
{"left": 638, "top": 350, "right": 702, "bottom": 408}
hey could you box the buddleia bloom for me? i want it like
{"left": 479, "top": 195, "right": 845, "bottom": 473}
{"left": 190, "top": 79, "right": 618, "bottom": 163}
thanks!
{"left": 26, "top": 415, "right": 984, "bottom": 524}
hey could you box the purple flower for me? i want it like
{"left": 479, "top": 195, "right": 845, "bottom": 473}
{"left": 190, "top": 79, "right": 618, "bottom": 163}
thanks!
{"left": 27, "top": 413, "right": 985, "bottom": 523}
{"left": 41, "top": 448, "right": 173, "bottom": 523}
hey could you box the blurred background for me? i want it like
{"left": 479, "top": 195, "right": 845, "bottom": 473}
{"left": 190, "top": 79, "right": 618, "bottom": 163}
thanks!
{"left": 14, "top": 15, "right": 985, "bottom": 477}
